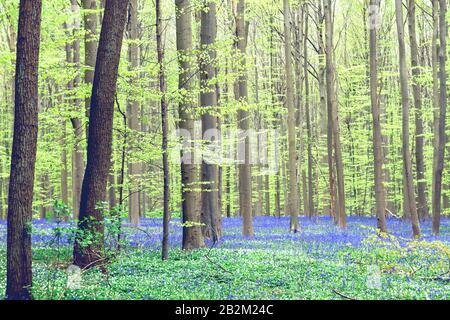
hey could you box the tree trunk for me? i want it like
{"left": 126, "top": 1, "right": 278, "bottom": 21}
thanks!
{"left": 6, "top": 0, "right": 42, "bottom": 300}
{"left": 369, "top": 0, "right": 387, "bottom": 233}
{"left": 175, "top": 0, "right": 204, "bottom": 250}
{"left": 283, "top": 0, "right": 300, "bottom": 232}
{"left": 127, "top": 0, "right": 140, "bottom": 225}
{"left": 70, "top": 0, "right": 85, "bottom": 220}
{"left": 156, "top": 0, "right": 170, "bottom": 260}
{"left": 324, "top": 0, "right": 346, "bottom": 228}
{"left": 235, "top": 0, "right": 254, "bottom": 236}
{"left": 432, "top": 0, "right": 447, "bottom": 235}
{"left": 408, "top": 0, "right": 429, "bottom": 221}
{"left": 304, "top": 4, "right": 314, "bottom": 218}
{"left": 81, "top": 0, "right": 98, "bottom": 128}
{"left": 200, "top": 0, "right": 220, "bottom": 242}
{"left": 73, "top": 0, "right": 129, "bottom": 268}
{"left": 395, "top": 0, "right": 421, "bottom": 238}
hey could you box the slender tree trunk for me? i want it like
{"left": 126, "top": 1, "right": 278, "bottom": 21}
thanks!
{"left": 395, "top": 0, "right": 421, "bottom": 238}
{"left": 127, "top": 0, "right": 140, "bottom": 225}
{"left": 324, "top": 0, "right": 346, "bottom": 228}
{"left": 369, "top": 0, "right": 387, "bottom": 233}
{"left": 408, "top": 0, "right": 429, "bottom": 221}
{"left": 431, "top": 0, "right": 440, "bottom": 222}
{"left": 283, "top": 0, "right": 300, "bottom": 232}
{"left": 235, "top": 0, "right": 254, "bottom": 236}
{"left": 60, "top": 121, "right": 69, "bottom": 206}
{"left": 70, "top": 0, "right": 85, "bottom": 220}
{"left": 81, "top": 0, "right": 98, "bottom": 128}
{"left": 108, "top": 170, "right": 117, "bottom": 209}
{"left": 304, "top": 5, "right": 314, "bottom": 218}
{"left": 432, "top": 0, "right": 448, "bottom": 235}
{"left": 73, "top": 0, "right": 129, "bottom": 268}
{"left": 6, "top": 0, "right": 42, "bottom": 300}
{"left": 156, "top": 0, "right": 170, "bottom": 260}
{"left": 316, "top": 1, "right": 330, "bottom": 217}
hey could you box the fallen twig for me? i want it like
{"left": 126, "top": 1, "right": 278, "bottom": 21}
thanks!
{"left": 332, "top": 289, "right": 358, "bottom": 300}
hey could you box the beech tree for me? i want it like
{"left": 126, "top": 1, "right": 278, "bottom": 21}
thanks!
{"left": 368, "top": 0, "right": 387, "bottom": 233}
{"left": 235, "top": 0, "right": 253, "bottom": 237}
{"left": 73, "top": 0, "right": 129, "bottom": 268}
{"left": 6, "top": 0, "right": 42, "bottom": 300}
{"left": 395, "top": 0, "right": 421, "bottom": 238}
{"left": 175, "top": 0, "right": 204, "bottom": 250}
{"left": 283, "top": 0, "right": 300, "bottom": 232}
{"left": 200, "top": 0, "right": 220, "bottom": 241}
{"left": 432, "top": 0, "right": 448, "bottom": 235}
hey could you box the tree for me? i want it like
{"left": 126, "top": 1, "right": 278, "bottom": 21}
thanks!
{"left": 6, "top": 0, "right": 43, "bottom": 300}
{"left": 235, "top": 0, "right": 253, "bottom": 237}
{"left": 127, "top": 0, "right": 141, "bottom": 225}
{"left": 175, "top": 0, "right": 204, "bottom": 250}
{"left": 303, "top": 3, "right": 314, "bottom": 219}
{"left": 408, "top": 0, "right": 429, "bottom": 221}
{"left": 432, "top": 0, "right": 448, "bottom": 235}
{"left": 81, "top": 0, "right": 98, "bottom": 123}
{"left": 324, "top": 0, "right": 346, "bottom": 228}
{"left": 73, "top": 0, "right": 129, "bottom": 268}
{"left": 200, "top": 0, "right": 220, "bottom": 242}
{"left": 70, "top": 0, "right": 84, "bottom": 220}
{"left": 156, "top": 0, "right": 170, "bottom": 260}
{"left": 283, "top": 0, "right": 300, "bottom": 232}
{"left": 394, "top": 0, "right": 421, "bottom": 238}
{"left": 369, "top": 0, "right": 387, "bottom": 233}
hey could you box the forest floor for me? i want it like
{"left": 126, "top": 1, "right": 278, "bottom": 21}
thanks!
{"left": 0, "top": 216, "right": 450, "bottom": 300}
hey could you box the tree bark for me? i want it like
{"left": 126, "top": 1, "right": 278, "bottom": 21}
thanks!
{"left": 200, "top": 0, "right": 220, "bottom": 242}
{"left": 127, "top": 0, "right": 141, "bottom": 225}
{"left": 70, "top": 0, "right": 85, "bottom": 220}
{"left": 235, "top": 0, "right": 254, "bottom": 236}
{"left": 304, "top": 4, "right": 314, "bottom": 218}
{"left": 324, "top": 0, "right": 346, "bottom": 228}
{"left": 6, "top": 0, "right": 42, "bottom": 300}
{"left": 156, "top": 0, "right": 170, "bottom": 260}
{"left": 73, "top": 0, "right": 129, "bottom": 268}
{"left": 175, "top": 0, "right": 204, "bottom": 250}
{"left": 283, "top": 0, "right": 300, "bottom": 232}
{"left": 369, "top": 0, "right": 387, "bottom": 233}
{"left": 395, "top": 0, "right": 421, "bottom": 238}
{"left": 81, "top": 0, "right": 98, "bottom": 127}
{"left": 432, "top": 0, "right": 448, "bottom": 235}
{"left": 408, "top": 0, "right": 429, "bottom": 222}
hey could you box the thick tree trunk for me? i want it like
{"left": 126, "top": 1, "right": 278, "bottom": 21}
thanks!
{"left": 369, "top": 0, "right": 387, "bottom": 233}
{"left": 395, "top": 0, "right": 421, "bottom": 238}
{"left": 175, "top": 0, "right": 204, "bottom": 250}
{"left": 73, "top": 0, "right": 129, "bottom": 268}
{"left": 432, "top": 0, "right": 448, "bottom": 235}
{"left": 6, "top": 0, "right": 42, "bottom": 300}
{"left": 235, "top": 0, "right": 254, "bottom": 236}
{"left": 200, "top": 0, "right": 220, "bottom": 242}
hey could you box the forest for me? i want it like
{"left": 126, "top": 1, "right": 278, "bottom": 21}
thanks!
{"left": 0, "top": 0, "right": 450, "bottom": 302}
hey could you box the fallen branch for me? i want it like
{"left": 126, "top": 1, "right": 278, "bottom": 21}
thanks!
{"left": 332, "top": 289, "right": 358, "bottom": 300}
